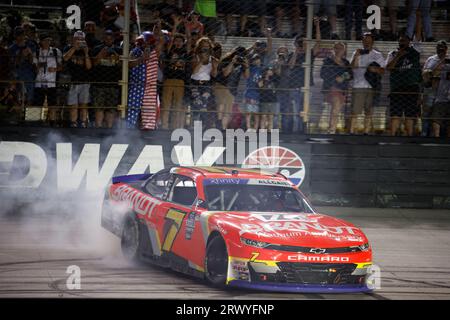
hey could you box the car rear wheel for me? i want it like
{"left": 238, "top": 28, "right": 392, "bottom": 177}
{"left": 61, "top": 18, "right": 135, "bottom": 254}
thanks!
{"left": 121, "top": 214, "right": 141, "bottom": 262}
{"left": 205, "top": 235, "right": 229, "bottom": 286}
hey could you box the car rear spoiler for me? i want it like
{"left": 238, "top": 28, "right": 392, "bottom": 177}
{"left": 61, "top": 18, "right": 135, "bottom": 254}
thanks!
{"left": 112, "top": 173, "right": 152, "bottom": 184}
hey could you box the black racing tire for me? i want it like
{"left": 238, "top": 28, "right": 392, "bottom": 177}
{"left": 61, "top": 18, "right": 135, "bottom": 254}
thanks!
{"left": 121, "top": 213, "right": 141, "bottom": 262}
{"left": 204, "top": 235, "right": 229, "bottom": 286}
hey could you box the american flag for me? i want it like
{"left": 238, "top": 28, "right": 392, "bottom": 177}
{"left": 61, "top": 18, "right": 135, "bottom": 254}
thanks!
{"left": 127, "top": 48, "right": 159, "bottom": 130}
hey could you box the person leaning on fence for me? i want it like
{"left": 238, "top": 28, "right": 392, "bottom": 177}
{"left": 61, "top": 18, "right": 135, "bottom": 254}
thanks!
{"left": 320, "top": 42, "right": 353, "bottom": 134}
{"left": 33, "top": 33, "right": 62, "bottom": 127}
{"left": 349, "top": 32, "right": 385, "bottom": 134}
{"left": 423, "top": 41, "right": 450, "bottom": 138}
{"left": 63, "top": 30, "right": 92, "bottom": 128}
{"left": 90, "top": 29, "right": 122, "bottom": 129}
{"left": 385, "top": 33, "right": 422, "bottom": 136}
{"left": 422, "top": 41, "right": 448, "bottom": 136}
{"left": 190, "top": 37, "right": 218, "bottom": 127}
{"left": 161, "top": 23, "right": 190, "bottom": 129}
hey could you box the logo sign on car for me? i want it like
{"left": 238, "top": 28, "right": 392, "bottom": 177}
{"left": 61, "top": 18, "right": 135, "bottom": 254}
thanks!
{"left": 310, "top": 248, "right": 327, "bottom": 254}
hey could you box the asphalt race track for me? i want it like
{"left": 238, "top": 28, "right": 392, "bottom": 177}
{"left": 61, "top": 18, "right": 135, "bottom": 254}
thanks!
{"left": 1, "top": 206, "right": 450, "bottom": 300}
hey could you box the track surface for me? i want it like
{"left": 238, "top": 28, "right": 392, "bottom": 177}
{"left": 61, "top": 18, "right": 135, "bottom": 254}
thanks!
{"left": 1, "top": 206, "right": 450, "bottom": 299}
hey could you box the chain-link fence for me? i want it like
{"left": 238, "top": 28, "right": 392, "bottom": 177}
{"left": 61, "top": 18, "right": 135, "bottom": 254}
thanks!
{"left": 1, "top": 0, "right": 449, "bottom": 137}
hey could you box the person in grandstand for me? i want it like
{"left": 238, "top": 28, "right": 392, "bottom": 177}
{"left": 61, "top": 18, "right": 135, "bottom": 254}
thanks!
{"left": 274, "top": 46, "right": 293, "bottom": 133}
{"left": 238, "top": 0, "right": 268, "bottom": 37}
{"left": 33, "top": 33, "right": 63, "bottom": 127}
{"left": 190, "top": 37, "right": 218, "bottom": 127}
{"left": 244, "top": 53, "right": 263, "bottom": 131}
{"left": 313, "top": 0, "right": 339, "bottom": 39}
{"left": 385, "top": 32, "right": 422, "bottom": 136}
{"left": 320, "top": 42, "right": 353, "bottom": 134}
{"left": 422, "top": 41, "right": 448, "bottom": 136}
{"left": 8, "top": 26, "right": 36, "bottom": 106}
{"left": 83, "top": 21, "right": 102, "bottom": 51}
{"left": 63, "top": 30, "right": 92, "bottom": 128}
{"left": 90, "top": 29, "right": 122, "bottom": 129}
{"left": 213, "top": 46, "right": 250, "bottom": 130}
{"left": 406, "top": 0, "right": 434, "bottom": 42}
{"left": 258, "top": 66, "right": 279, "bottom": 130}
{"left": 246, "top": 28, "right": 273, "bottom": 67}
{"left": 269, "top": 0, "right": 302, "bottom": 38}
{"left": 349, "top": 32, "right": 385, "bottom": 135}
{"left": 286, "top": 17, "right": 321, "bottom": 134}
{"left": 344, "top": 0, "right": 363, "bottom": 40}
{"left": 161, "top": 17, "right": 190, "bottom": 129}
{"left": 423, "top": 41, "right": 450, "bottom": 138}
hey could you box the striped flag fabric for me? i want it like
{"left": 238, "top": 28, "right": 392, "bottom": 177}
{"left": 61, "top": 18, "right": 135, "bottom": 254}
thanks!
{"left": 126, "top": 47, "right": 159, "bottom": 130}
{"left": 140, "top": 49, "right": 159, "bottom": 130}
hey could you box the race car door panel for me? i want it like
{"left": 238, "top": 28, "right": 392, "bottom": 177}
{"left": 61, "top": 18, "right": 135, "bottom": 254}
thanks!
{"left": 157, "top": 174, "right": 205, "bottom": 267}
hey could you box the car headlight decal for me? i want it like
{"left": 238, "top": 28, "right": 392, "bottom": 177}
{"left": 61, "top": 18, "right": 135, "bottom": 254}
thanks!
{"left": 240, "top": 237, "right": 271, "bottom": 249}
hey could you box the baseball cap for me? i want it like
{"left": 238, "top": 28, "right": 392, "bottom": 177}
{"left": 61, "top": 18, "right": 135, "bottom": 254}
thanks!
{"left": 73, "top": 30, "right": 85, "bottom": 39}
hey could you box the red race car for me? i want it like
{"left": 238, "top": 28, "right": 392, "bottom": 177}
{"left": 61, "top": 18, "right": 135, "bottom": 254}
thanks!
{"left": 101, "top": 166, "right": 373, "bottom": 293}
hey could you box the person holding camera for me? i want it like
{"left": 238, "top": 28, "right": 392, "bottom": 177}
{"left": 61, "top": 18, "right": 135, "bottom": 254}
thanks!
{"left": 320, "top": 42, "right": 353, "bottom": 134}
{"left": 33, "top": 33, "right": 62, "bottom": 127}
{"left": 350, "top": 32, "right": 385, "bottom": 134}
{"left": 90, "top": 30, "right": 122, "bottom": 129}
{"left": 385, "top": 33, "right": 421, "bottom": 136}
{"left": 213, "top": 46, "right": 250, "bottom": 130}
{"left": 190, "top": 37, "right": 218, "bottom": 127}
{"left": 422, "top": 41, "right": 450, "bottom": 138}
{"left": 63, "top": 30, "right": 92, "bottom": 128}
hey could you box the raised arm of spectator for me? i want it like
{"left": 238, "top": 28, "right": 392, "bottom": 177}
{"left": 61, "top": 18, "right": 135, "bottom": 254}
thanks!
{"left": 266, "top": 28, "right": 273, "bottom": 57}
{"left": 167, "top": 15, "right": 182, "bottom": 52}
{"left": 63, "top": 42, "right": 79, "bottom": 62}
{"left": 211, "top": 57, "right": 219, "bottom": 78}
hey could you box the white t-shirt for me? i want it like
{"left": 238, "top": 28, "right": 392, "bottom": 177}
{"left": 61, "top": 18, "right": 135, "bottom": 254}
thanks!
{"left": 350, "top": 48, "right": 385, "bottom": 88}
{"left": 33, "top": 47, "right": 62, "bottom": 88}
{"left": 423, "top": 54, "right": 441, "bottom": 71}
{"left": 191, "top": 60, "right": 212, "bottom": 81}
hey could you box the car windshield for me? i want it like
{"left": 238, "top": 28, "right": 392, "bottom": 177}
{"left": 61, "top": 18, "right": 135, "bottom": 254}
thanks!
{"left": 204, "top": 183, "right": 314, "bottom": 213}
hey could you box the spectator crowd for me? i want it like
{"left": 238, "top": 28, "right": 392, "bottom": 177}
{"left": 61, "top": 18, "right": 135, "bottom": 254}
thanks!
{"left": 0, "top": 0, "right": 449, "bottom": 137}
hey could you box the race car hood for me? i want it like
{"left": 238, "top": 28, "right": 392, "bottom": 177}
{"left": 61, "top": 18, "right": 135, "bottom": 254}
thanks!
{"left": 209, "top": 211, "right": 368, "bottom": 248}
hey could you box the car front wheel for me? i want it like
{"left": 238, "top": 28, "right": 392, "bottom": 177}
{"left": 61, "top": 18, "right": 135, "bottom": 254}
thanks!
{"left": 205, "top": 235, "right": 229, "bottom": 286}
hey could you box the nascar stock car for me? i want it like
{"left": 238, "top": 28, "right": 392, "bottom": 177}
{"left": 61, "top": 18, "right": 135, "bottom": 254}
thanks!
{"left": 101, "top": 166, "right": 373, "bottom": 293}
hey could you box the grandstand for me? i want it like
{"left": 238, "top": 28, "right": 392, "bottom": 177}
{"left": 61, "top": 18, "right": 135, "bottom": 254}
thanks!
{"left": 1, "top": 1, "right": 450, "bottom": 135}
